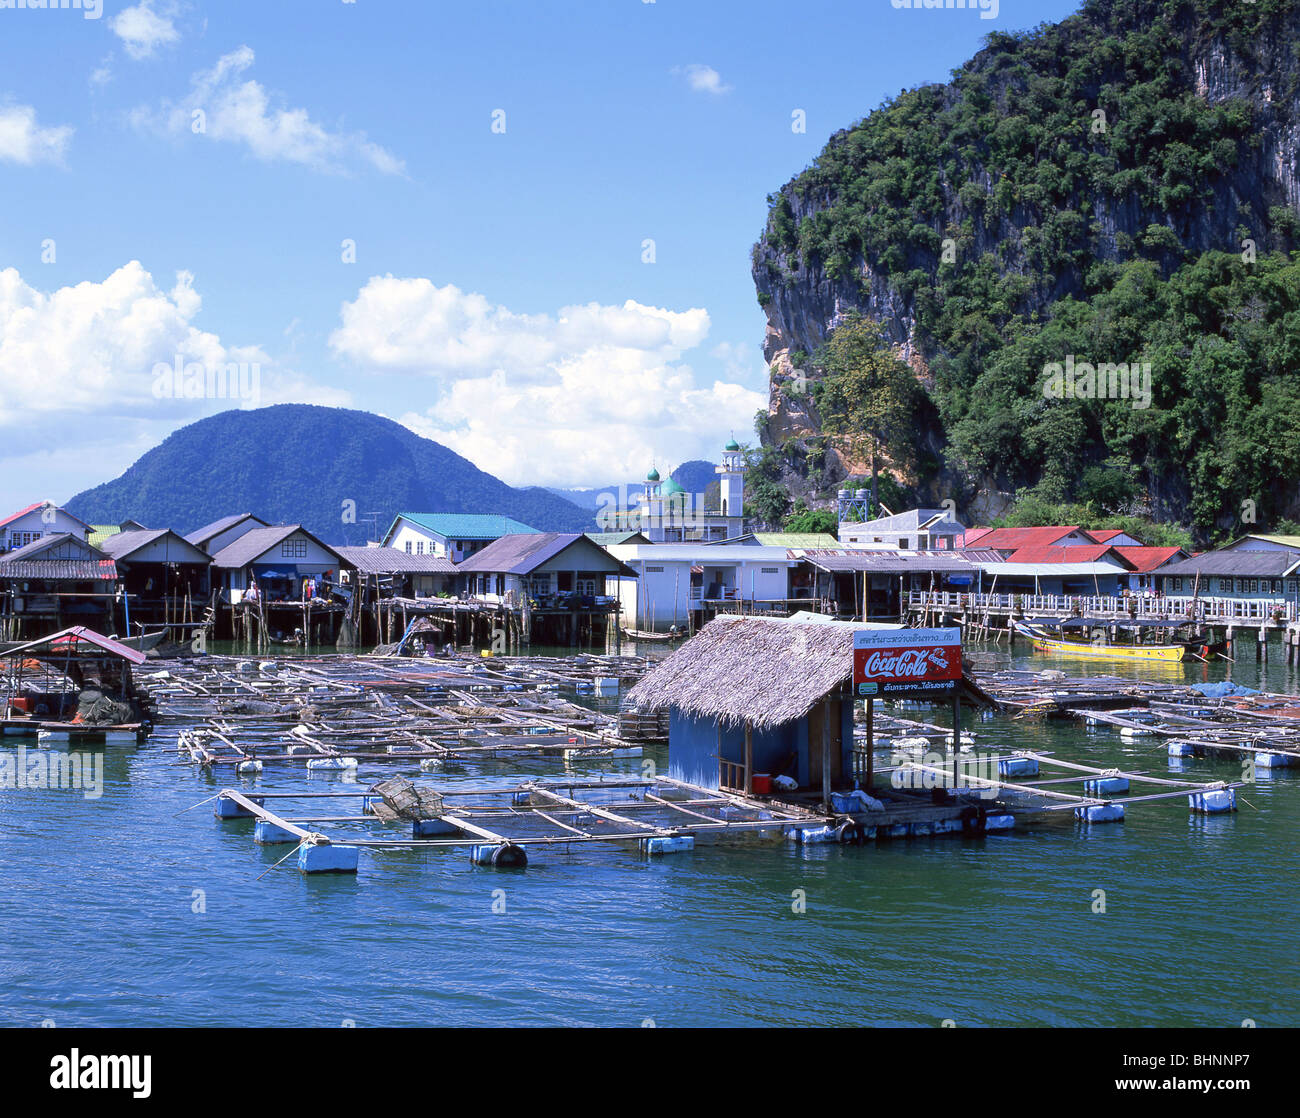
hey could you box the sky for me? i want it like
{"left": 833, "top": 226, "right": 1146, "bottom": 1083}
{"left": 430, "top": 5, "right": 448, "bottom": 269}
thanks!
{"left": 0, "top": 0, "right": 1084, "bottom": 513}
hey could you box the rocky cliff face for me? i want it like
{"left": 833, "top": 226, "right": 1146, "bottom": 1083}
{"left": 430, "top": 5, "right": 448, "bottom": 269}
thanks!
{"left": 752, "top": 0, "right": 1300, "bottom": 521}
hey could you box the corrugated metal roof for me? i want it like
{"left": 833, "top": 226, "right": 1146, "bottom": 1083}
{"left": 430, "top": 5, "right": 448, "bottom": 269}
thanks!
{"left": 843, "top": 508, "right": 965, "bottom": 534}
{"left": 98, "top": 529, "right": 211, "bottom": 563}
{"left": 0, "top": 533, "right": 105, "bottom": 563}
{"left": 334, "top": 546, "right": 457, "bottom": 575}
{"left": 982, "top": 561, "right": 1129, "bottom": 577}
{"left": 1, "top": 625, "right": 145, "bottom": 664}
{"left": 1157, "top": 550, "right": 1300, "bottom": 578}
{"left": 210, "top": 525, "right": 342, "bottom": 569}
{"left": 392, "top": 513, "right": 540, "bottom": 541}
{"left": 753, "top": 532, "right": 842, "bottom": 548}
{"left": 802, "top": 550, "right": 979, "bottom": 573}
{"left": 1006, "top": 544, "right": 1132, "bottom": 568}
{"left": 458, "top": 532, "right": 634, "bottom": 576}
{"left": 1113, "top": 546, "right": 1186, "bottom": 573}
{"left": 184, "top": 513, "right": 267, "bottom": 547}
{"left": 0, "top": 559, "right": 117, "bottom": 582}
{"left": 961, "top": 526, "right": 1084, "bottom": 550}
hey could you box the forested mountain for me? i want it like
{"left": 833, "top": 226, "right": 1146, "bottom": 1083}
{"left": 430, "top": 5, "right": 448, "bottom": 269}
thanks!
{"left": 753, "top": 0, "right": 1300, "bottom": 541}
{"left": 66, "top": 405, "right": 595, "bottom": 543}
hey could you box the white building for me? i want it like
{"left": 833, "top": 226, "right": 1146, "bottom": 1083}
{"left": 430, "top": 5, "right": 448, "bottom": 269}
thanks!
{"left": 382, "top": 513, "right": 540, "bottom": 563}
{"left": 600, "top": 440, "right": 748, "bottom": 543}
{"left": 0, "top": 501, "right": 91, "bottom": 554}
{"left": 838, "top": 506, "right": 966, "bottom": 550}
{"left": 607, "top": 543, "right": 800, "bottom": 630}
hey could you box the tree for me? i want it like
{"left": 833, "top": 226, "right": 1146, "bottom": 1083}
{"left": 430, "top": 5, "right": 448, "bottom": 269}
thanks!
{"left": 814, "top": 313, "right": 921, "bottom": 514}
{"left": 784, "top": 503, "right": 838, "bottom": 534}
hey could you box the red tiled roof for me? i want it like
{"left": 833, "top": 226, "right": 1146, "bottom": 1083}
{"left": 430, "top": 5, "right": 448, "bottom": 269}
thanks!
{"left": 1006, "top": 544, "right": 1133, "bottom": 568}
{"left": 1113, "top": 546, "right": 1186, "bottom": 573}
{"left": 1086, "top": 529, "right": 1124, "bottom": 543}
{"left": 961, "top": 526, "right": 1085, "bottom": 550}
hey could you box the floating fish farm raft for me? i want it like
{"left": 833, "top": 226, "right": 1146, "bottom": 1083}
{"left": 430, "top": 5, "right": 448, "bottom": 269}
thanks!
{"left": 977, "top": 669, "right": 1300, "bottom": 770}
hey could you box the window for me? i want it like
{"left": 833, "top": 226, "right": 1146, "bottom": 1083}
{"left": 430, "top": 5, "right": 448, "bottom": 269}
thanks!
{"left": 646, "top": 565, "right": 665, "bottom": 573}
{"left": 405, "top": 542, "right": 412, "bottom": 554}
{"left": 760, "top": 567, "right": 779, "bottom": 574}
{"left": 1220, "top": 579, "right": 1231, "bottom": 593}
{"left": 1273, "top": 580, "right": 1283, "bottom": 594}
{"left": 1171, "top": 578, "right": 1183, "bottom": 593}
{"left": 1289, "top": 580, "right": 1299, "bottom": 594}
{"left": 1248, "top": 579, "right": 1259, "bottom": 593}
{"left": 416, "top": 541, "right": 425, "bottom": 555}
{"left": 281, "top": 538, "right": 307, "bottom": 559}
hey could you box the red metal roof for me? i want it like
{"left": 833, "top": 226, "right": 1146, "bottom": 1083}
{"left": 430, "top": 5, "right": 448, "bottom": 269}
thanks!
{"left": 961, "top": 526, "right": 1085, "bottom": 551}
{"left": 1, "top": 626, "right": 147, "bottom": 664}
{"left": 0, "top": 502, "right": 45, "bottom": 530}
{"left": 1086, "top": 529, "right": 1125, "bottom": 543}
{"left": 1005, "top": 544, "right": 1134, "bottom": 568}
{"left": 1113, "top": 546, "right": 1186, "bottom": 573}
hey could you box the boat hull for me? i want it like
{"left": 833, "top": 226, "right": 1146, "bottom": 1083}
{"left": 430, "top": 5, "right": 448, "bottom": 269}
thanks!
{"left": 1025, "top": 632, "right": 1190, "bottom": 661}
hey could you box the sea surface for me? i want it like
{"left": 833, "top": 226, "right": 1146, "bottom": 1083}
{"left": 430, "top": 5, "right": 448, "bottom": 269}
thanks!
{"left": 1, "top": 641, "right": 1297, "bottom": 1027}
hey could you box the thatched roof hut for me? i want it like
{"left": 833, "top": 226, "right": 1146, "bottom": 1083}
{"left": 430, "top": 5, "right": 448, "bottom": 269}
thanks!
{"left": 625, "top": 615, "right": 857, "bottom": 731}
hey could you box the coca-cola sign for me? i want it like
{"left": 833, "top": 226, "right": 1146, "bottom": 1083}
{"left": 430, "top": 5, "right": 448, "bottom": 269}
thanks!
{"left": 853, "top": 628, "right": 962, "bottom": 696}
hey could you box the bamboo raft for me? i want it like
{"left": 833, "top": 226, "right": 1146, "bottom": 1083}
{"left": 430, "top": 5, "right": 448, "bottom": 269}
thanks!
{"left": 975, "top": 669, "right": 1300, "bottom": 769}
{"left": 147, "top": 651, "right": 657, "bottom": 770}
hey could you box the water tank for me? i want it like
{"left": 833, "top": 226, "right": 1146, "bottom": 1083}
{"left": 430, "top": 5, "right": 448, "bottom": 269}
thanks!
{"left": 837, "top": 489, "right": 852, "bottom": 501}
{"left": 855, "top": 489, "right": 869, "bottom": 500}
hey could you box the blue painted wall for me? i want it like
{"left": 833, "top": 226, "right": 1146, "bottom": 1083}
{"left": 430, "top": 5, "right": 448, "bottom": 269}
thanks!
{"left": 667, "top": 701, "right": 857, "bottom": 792}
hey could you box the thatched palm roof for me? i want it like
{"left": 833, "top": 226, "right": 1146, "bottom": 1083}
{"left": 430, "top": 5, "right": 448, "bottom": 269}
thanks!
{"left": 625, "top": 615, "right": 855, "bottom": 730}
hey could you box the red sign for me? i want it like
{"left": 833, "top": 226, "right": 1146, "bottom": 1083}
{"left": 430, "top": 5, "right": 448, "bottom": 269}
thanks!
{"left": 853, "top": 629, "right": 962, "bottom": 697}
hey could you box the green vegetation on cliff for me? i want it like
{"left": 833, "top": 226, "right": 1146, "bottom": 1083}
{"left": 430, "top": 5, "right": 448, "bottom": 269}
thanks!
{"left": 757, "top": 0, "right": 1300, "bottom": 539}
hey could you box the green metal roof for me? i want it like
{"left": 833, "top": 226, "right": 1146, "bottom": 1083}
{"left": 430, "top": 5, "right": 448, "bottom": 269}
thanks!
{"left": 660, "top": 477, "right": 686, "bottom": 497}
{"left": 724, "top": 438, "right": 740, "bottom": 451}
{"left": 87, "top": 525, "right": 121, "bottom": 548}
{"left": 754, "top": 532, "right": 842, "bottom": 548}
{"left": 391, "top": 513, "right": 540, "bottom": 541}
{"left": 585, "top": 531, "right": 649, "bottom": 546}
{"left": 646, "top": 467, "right": 660, "bottom": 482}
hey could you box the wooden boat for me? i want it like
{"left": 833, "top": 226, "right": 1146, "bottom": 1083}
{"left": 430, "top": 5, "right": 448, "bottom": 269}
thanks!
{"left": 1012, "top": 620, "right": 1218, "bottom": 663}
{"left": 620, "top": 627, "right": 682, "bottom": 643}
{"left": 109, "top": 629, "right": 168, "bottom": 653}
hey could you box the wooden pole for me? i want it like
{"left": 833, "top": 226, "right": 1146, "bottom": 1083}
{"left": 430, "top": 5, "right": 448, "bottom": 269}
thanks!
{"left": 864, "top": 695, "right": 874, "bottom": 791}
{"left": 820, "top": 699, "right": 831, "bottom": 808}
{"left": 743, "top": 722, "right": 753, "bottom": 795}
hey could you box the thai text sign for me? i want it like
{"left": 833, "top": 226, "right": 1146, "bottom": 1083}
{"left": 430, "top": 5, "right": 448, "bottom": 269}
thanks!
{"left": 853, "top": 628, "right": 962, "bottom": 697}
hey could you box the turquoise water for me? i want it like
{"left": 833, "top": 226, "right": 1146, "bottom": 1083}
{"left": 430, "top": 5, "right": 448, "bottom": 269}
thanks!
{"left": 1, "top": 644, "right": 1297, "bottom": 1027}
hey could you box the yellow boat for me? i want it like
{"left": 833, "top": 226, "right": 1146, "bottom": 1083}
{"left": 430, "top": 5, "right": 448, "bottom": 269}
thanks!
{"left": 1013, "top": 621, "right": 1212, "bottom": 663}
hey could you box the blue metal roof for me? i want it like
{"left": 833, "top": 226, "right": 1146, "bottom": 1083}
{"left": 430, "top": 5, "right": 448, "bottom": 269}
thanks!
{"left": 391, "top": 513, "right": 540, "bottom": 541}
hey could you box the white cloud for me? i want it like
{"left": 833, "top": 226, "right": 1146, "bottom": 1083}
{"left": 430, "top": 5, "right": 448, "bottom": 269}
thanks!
{"left": 136, "top": 46, "right": 404, "bottom": 174}
{"left": 673, "top": 64, "right": 732, "bottom": 95}
{"left": 331, "top": 277, "right": 764, "bottom": 487}
{"left": 0, "top": 262, "right": 349, "bottom": 426}
{"left": 111, "top": 2, "right": 180, "bottom": 60}
{"left": 0, "top": 102, "right": 73, "bottom": 165}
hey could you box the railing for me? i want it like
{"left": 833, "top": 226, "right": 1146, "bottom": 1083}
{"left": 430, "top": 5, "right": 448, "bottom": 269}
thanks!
{"left": 719, "top": 758, "right": 750, "bottom": 794}
{"left": 906, "top": 591, "right": 1299, "bottom": 624}
{"left": 689, "top": 586, "right": 740, "bottom": 603}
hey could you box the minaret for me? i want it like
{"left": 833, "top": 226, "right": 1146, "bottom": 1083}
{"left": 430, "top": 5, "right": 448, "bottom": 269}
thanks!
{"left": 716, "top": 438, "right": 745, "bottom": 522}
{"left": 638, "top": 465, "right": 665, "bottom": 542}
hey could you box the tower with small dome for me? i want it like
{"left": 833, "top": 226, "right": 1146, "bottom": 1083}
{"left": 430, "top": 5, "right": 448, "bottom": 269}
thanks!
{"left": 635, "top": 439, "right": 747, "bottom": 542}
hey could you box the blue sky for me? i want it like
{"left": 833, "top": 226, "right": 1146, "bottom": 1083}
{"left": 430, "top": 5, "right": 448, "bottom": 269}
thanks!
{"left": 0, "top": 0, "right": 1083, "bottom": 513}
